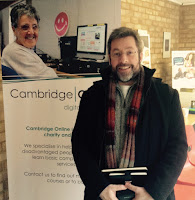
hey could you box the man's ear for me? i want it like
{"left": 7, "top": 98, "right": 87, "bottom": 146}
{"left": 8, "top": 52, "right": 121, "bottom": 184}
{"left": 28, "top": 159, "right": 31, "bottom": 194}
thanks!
{"left": 139, "top": 52, "right": 143, "bottom": 63}
{"left": 12, "top": 27, "right": 16, "bottom": 36}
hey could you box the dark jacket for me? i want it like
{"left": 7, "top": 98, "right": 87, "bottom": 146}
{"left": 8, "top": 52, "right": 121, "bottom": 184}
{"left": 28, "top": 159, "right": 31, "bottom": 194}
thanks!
{"left": 72, "top": 66, "right": 188, "bottom": 200}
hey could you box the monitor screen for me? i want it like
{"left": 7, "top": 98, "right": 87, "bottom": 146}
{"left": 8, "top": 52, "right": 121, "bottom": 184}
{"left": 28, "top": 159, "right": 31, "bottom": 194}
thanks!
{"left": 76, "top": 23, "right": 107, "bottom": 59}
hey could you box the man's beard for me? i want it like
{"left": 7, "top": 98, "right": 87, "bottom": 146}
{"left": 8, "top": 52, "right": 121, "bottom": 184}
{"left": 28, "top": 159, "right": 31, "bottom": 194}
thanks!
{"left": 112, "top": 62, "right": 141, "bottom": 83}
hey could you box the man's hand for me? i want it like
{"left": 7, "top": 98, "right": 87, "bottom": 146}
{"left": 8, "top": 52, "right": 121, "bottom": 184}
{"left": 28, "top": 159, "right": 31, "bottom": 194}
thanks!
{"left": 99, "top": 184, "right": 127, "bottom": 200}
{"left": 125, "top": 182, "right": 154, "bottom": 200}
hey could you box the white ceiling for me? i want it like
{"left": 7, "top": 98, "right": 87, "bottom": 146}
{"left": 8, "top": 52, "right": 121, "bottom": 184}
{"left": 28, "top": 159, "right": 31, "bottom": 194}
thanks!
{"left": 169, "top": 0, "right": 195, "bottom": 5}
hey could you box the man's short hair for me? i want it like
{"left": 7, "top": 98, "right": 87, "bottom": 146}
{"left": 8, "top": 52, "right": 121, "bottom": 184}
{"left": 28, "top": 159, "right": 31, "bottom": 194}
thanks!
{"left": 108, "top": 27, "right": 144, "bottom": 55}
{"left": 10, "top": 4, "right": 40, "bottom": 28}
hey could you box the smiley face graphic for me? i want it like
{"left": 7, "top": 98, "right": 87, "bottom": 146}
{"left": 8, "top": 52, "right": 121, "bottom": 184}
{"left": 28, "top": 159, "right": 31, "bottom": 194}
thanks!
{"left": 54, "top": 12, "right": 69, "bottom": 37}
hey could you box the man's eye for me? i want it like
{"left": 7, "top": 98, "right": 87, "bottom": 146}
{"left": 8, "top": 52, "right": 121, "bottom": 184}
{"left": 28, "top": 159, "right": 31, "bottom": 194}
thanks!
{"left": 127, "top": 51, "right": 133, "bottom": 55}
{"left": 21, "top": 25, "right": 29, "bottom": 30}
{"left": 114, "top": 52, "right": 120, "bottom": 56}
{"left": 33, "top": 25, "right": 38, "bottom": 30}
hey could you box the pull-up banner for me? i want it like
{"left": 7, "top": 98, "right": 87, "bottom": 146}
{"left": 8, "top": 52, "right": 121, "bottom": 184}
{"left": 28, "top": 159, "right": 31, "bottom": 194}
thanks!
{"left": 2, "top": 76, "right": 101, "bottom": 200}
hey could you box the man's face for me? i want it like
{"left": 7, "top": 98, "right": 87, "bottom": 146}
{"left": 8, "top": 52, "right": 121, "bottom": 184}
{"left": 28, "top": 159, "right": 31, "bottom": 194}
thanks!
{"left": 109, "top": 36, "right": 143, "bottom": 85}
{"left": 13, "top": 15, "right": 39, "bottom": 49}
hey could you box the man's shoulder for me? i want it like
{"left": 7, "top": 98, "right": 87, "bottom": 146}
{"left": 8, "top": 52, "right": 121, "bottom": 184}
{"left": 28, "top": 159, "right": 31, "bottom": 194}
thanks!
{"left": 3, "top": 42, "right": 28, "bottom": 57}
{"left": 3, "top": 41, "right": 20, "bottom": 50}
{"left": 2, "top": 43, "right": 17, "bottom": 64}
{"left": 151, "top": 77, "right": 176, "bottom": 97}
{"left": 2, "top": 42, "right": 15, "bottom": 54}
{"left": 83, "top": 79, "right": 106, "bottom": 97}
{"left": 87, "top": 79, "right": 106, "bottom": 91}
{"left": 144, "top": 66, "right": 174, "bottom": 92}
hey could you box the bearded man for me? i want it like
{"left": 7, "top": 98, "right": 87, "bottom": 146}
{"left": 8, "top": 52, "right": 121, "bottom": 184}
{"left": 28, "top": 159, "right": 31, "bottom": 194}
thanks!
{"left": 72, "top": 27, "right": 187, "bottom": 200}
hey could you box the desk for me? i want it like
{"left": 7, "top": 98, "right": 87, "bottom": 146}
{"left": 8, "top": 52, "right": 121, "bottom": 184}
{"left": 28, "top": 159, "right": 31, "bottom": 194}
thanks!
{"left": 185, "top": 114, "right": 195, "bottom": 125}
{"left": 53, "top": 68, "right": 102, "bottom": 79}
{"left": 47, "top": 62, "right": 105, "bottom": 78}
{"left": 53, "top": 68, "right": 84, "bottom": 78}
{"left": 46, "top": 63, "right": 82, "bottom": 78}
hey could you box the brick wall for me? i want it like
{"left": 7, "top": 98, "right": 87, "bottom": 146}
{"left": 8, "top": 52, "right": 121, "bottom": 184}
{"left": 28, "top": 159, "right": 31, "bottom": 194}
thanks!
{"left": 121, "top": 0, "right": 182, "bottom": 85}
{"left": 178, "top": 5, "right": 195, "bottom": 108}
{"left": 0, "top": 57, "right": 8, "bottom": 200}
{"left": 121, "top": 0, "right": 195, "bottom": 106}
{"left": 179, "top": 5, "right": 195, "bottom": 50}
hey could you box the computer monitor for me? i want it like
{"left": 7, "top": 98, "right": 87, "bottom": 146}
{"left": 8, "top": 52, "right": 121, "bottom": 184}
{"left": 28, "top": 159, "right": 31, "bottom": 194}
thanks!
{"left": 59, "top": 36, "right": 77, "bottom": 62}
{"left": 76, "top": 23, "right": 107, "bottom": 60}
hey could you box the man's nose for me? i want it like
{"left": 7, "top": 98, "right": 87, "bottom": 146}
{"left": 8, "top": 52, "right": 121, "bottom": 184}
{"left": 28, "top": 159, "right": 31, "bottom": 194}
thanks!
{"left": 120, "top": 52, "right": 128, "bottom": 63}
{"left": 27, "top": 26, "right": 34, "bottom": 34}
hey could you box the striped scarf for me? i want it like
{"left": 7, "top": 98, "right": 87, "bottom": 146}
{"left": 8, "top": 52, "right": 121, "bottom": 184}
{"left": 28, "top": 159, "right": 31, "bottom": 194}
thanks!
{"left": 106, "top": 66, "right": 145, "bottom": 168}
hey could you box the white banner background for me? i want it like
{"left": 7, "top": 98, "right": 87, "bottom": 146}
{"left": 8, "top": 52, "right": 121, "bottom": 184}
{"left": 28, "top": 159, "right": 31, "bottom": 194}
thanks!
{"left": 3, "top": 76, "right": 101, "bottom": 200}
